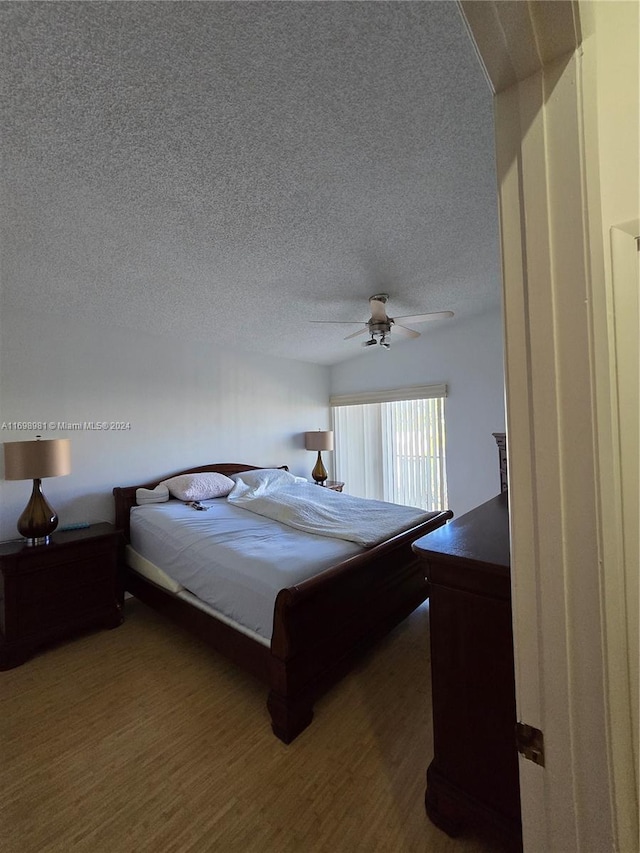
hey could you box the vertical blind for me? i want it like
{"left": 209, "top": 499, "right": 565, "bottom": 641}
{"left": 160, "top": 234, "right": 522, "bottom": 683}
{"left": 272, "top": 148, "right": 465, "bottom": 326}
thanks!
{"left": 330, "top": 386, "right": 448, "bottom": 511}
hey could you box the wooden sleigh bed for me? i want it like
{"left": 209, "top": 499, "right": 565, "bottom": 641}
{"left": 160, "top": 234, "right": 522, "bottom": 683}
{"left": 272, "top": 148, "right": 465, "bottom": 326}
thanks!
{"left": 114, "top": 462, "right": 452, "bottom": 743}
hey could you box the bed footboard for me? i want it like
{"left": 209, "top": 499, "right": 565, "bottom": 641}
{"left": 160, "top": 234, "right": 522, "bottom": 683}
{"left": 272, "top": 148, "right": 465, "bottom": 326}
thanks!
{"left": 267, "top": 509, "right": 452, "bottom": 743}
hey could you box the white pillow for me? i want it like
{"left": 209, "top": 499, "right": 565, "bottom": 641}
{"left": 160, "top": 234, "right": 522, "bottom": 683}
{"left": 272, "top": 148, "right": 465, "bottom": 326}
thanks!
{"left": 159, "top": 472, "right": 235, "bottom": 501}
{"left": 136, "top": 484, "right": 170, "bottom": 504}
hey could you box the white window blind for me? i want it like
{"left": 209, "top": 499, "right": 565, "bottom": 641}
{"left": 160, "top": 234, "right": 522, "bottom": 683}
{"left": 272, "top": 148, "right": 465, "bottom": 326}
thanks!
{"left": 331, "top": 386, "right": 448, "bottom": 511}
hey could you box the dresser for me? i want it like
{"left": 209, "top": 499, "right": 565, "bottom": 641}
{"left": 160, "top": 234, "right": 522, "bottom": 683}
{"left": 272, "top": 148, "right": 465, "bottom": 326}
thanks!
{"left": 412, "top": 492, "right": 522, "bottom": 851}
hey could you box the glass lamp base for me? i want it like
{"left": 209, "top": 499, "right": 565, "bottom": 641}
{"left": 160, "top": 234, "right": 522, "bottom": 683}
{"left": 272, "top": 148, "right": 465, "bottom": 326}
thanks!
{"left": 17, "top": 479, "right": 58, "bottom": 545}
{"left": 311, "top": 451, "right": 328, "bottom": 485}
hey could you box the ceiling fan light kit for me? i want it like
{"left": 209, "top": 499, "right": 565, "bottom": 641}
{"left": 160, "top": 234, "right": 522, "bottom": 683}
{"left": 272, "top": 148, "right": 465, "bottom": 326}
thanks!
{"left": 362, "top": 319, "right": 392, "bottom": 349}
{"left": 311, "top": 294, "right": 454, "bottom": 350}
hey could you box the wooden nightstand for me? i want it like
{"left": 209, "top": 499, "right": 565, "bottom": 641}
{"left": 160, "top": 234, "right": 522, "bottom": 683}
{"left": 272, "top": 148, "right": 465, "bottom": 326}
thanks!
{"left": 0, "top": 522, "right": 123, "bottom": 670}
{"left": 324, "top": 480, "right": 345, "bottom": 492}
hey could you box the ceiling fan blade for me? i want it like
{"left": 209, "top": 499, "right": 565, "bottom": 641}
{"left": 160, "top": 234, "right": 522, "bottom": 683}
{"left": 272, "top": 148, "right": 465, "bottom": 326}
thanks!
{"left": 392, "top": 323, "right": 421, "bottom": 339}
{"left": 392, "top": 310, "right": 454, "bottom": 324}
{"left": 309, "top": 320, "right": 365, "bottom": 325}
{"left": 344, "top": 327, "right": 369, "bottom": 340}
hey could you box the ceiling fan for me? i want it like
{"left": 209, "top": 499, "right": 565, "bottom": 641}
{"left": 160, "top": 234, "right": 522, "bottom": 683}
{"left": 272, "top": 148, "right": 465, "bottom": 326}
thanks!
{"left": 312, "top": 294, "right": 454, "bottom": 349}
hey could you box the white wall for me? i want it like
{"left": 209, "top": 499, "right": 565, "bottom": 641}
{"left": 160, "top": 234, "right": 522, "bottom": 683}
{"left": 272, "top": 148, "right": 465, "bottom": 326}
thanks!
{"left": 329, "top": 308, "right": 505, "bottom": 518}
{"left": 1, "top": 306, "right": 505, "bottom": 539}
{"left": 0, "top": 308, "right": 330, "bottom": 541}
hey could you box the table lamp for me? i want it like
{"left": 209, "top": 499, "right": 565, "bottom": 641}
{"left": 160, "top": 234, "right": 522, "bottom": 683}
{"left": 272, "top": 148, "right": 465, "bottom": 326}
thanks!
{"left": 304, "top": 430, "right": 334, "bottom": 485}
{"left": 3, "top": 437, "right": 71, "bottom": 546}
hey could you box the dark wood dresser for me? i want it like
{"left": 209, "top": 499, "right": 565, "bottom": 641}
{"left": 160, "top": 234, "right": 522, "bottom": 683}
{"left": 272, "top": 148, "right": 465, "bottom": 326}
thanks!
{"left": 412, "top": 492, "right": 522, "bottom": 851}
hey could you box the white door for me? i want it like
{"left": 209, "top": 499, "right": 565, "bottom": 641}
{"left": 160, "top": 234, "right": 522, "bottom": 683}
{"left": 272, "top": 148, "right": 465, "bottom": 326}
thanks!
{"left": 459, "top": 2, "right": 639, "bottom": 850}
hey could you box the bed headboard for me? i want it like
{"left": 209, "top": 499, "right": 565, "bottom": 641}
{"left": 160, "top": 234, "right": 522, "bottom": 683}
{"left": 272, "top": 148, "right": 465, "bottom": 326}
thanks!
{"left": 113, "top": 463, "right": 288, "bottom": 543}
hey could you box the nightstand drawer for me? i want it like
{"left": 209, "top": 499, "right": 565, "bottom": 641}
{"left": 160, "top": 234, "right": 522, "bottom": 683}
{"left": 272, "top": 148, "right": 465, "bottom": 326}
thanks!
{"left": 17, "top": 578, "right": 117, "bottom": 635}
{"left": 15, "top": 553, "right": 115, "bottom": 604}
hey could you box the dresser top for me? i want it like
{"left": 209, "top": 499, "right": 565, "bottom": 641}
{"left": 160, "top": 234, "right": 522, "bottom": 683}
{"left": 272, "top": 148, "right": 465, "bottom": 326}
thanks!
{"left": 412, "top": 492, "right": 510, "bottom": 571}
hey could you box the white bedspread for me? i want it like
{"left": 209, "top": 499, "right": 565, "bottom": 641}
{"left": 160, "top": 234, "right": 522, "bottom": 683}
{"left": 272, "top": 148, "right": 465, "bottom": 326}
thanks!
{"left": 129, "top": 499, "right": 363, "bottom": 641}
{"left": 227, "top": 470, "right": 435, "bottom": 547}
{"left": 128, "top": 470, "right": 441, "bottom": 642}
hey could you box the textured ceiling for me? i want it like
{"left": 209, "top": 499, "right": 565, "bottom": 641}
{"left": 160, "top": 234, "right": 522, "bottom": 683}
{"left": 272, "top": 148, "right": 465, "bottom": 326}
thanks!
{"left": 1, "top": 1, "right": 500, "bottom": 366}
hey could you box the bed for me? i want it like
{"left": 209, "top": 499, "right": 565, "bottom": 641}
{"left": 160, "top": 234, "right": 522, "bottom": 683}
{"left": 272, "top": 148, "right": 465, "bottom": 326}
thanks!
{"left": 113, "top": 463, "right": 453, "bottom": 743}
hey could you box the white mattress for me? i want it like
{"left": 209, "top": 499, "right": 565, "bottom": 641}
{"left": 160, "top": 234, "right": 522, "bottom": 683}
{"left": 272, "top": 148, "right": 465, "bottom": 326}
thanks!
{"left": 128, "top": 499, "right": 363, "bottom": 642}
{"left": 126, "top": 545, "right": 184, "bottom": 594}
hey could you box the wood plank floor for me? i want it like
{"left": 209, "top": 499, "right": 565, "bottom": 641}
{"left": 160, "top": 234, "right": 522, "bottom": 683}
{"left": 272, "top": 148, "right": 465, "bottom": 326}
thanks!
{"left": 1, "top": 599, "right": 511, "bottom": 853}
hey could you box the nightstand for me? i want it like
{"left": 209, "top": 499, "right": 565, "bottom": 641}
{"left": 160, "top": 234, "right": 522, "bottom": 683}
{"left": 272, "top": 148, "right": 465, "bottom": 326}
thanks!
{"left": 324, "top": 481, "right": 345, "bottom": 492}
{"left": 0, "top": 522, "right": 123, "bottom": 670}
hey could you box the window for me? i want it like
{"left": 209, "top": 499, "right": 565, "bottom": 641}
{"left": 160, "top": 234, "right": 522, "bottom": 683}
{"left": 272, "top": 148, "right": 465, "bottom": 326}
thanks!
{"left": 330, "top": 385, "right": 447, "bottom": 511}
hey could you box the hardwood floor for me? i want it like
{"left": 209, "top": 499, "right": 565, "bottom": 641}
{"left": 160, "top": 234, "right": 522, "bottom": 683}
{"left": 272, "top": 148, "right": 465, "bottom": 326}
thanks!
{"left": 1, "top": 599, "right": 511, "bottom": 853}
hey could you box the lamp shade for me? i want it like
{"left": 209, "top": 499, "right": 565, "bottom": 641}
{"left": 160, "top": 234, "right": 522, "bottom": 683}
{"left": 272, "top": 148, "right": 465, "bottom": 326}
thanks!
{"left": 304, "top": 430, "right": 334, "bottom": 452}
{"left": 3, "top": 439, "right": 71, "bottom": 480}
